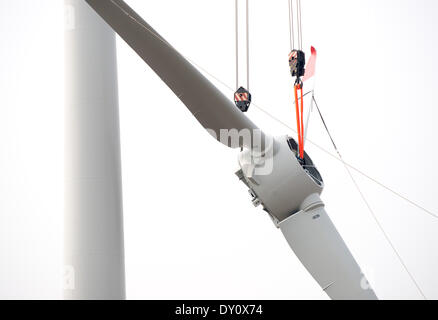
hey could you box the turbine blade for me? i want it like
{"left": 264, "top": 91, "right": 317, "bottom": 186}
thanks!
{"left": 85, "top": 0, "right": 266, "bottom": 149}
{"left": 279, "top": 203, "right": 378, "bottom": 300}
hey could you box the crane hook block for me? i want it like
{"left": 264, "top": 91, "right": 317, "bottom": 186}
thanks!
{"left": 289, "top": 50, "right": 306, "bottom": 78}
{"left": 234, "top": 87, "right": 252, "bottom": 112}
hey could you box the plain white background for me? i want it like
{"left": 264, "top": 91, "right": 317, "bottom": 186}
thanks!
{"left": 0, "top": 0, "right": 437, "bottom": 299}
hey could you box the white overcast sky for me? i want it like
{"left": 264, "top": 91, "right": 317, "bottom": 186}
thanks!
{"left": 0, "top": 0, "right": 437, "bottom": 299}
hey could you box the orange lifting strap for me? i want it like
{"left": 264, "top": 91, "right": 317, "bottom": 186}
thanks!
{"left": 294, "top": 84, "right": 304, "bottom": 159}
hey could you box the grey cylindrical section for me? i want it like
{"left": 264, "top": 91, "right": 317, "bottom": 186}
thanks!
{"left": 85, "top": 0, "right": 266, "bottom": 150}
{"left": 240, "top": 136, "right": 323, "bottom": 222}
{"left": 279, "top": 195, "right": 378, "bottom": 300}
{"left": 64, "top": 0, "right": 125, "bottom": 300}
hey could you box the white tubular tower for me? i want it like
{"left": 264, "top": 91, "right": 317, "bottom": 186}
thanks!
{"left": 64, "top": 0, "right": 125, "bottom": 299}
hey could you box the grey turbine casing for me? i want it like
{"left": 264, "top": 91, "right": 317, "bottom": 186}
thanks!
{"left": 237, "top": 136, "right": 377, "bottom": 300}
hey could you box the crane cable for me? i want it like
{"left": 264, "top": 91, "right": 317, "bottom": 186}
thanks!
{"left": 234, "top": 0, "right": 252, "bottom": 113}
{"left": 297, "top": 0, "right": 303, "bottom": 51}
{"left": 288, "top": 0, "right": 294, "bottom": 51}
{"left": 288, "top": 0, "right": 303, "bottom": 51}
{"left": 288, "top": 0, "right": 306, "bottom": 160}
{"left": 246, "top": 0, "right": 250, "bottom": 92}
{"left": 235, "top": 0, "right": 239, "bottom": 90}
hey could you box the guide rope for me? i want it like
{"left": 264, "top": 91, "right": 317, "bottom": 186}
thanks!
{"left": 313, "top": 96, "right": 428, "bottom": 300}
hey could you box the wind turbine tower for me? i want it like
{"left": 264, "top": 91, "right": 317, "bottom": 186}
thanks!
{"left": 64, "top": 0, "right": 125, "bottom": 300}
